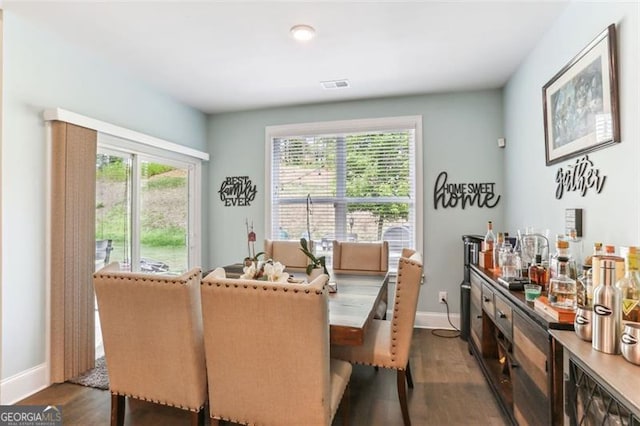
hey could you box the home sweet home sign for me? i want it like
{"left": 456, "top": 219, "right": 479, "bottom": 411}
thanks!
{"left": 433, "top": 171, "right": 501, "bottom": 209}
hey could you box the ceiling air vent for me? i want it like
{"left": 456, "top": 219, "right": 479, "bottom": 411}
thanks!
{"left": 321, "top": 79, "right": 350, "bottom": 90}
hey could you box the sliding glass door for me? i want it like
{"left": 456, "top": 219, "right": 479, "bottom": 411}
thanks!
{"left": 96, "top": 145, "right": 195, "bottom": 274}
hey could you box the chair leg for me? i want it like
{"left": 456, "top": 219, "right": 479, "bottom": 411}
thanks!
{"left": 342, "top": 384, "right": 350, "bottom": 426}
{"left": 397, "top": 370, "right": 411, "bottom": 426}
{"left": 190, "top": 410, "right": 205, "bottom": 426}
{"left": 405, "top": 360, "right": 414, "bottom": 389}
{"left": 110, "top": 394, "right": 125, "bottom": 426}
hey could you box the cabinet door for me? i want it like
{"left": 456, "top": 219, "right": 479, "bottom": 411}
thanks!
{"left": 513, "top": 311, "right": 550, "bottom": 425}
{"left": 470, "top": 272, "right": 483, "bottom": 351}
{"left": 471, "top": 271, "right": 498, "bottom": 358}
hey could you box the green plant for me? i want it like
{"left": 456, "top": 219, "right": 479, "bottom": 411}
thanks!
{"left": 299, "top": 238, "right": 329, "bottom": 275}
{"left": 244, "top": 251, "right": 265, "bottom": 266}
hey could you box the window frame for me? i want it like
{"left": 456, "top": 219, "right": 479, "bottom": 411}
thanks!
{"left": 265, "top": 115, "right": 423, "bottom": 258}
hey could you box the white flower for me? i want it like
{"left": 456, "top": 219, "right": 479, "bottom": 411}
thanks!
{"left": 264, "top": 261, "right": 289, "bottom": 282}
{"left": 240, "top": 263, "right": 257, "bottom": 280}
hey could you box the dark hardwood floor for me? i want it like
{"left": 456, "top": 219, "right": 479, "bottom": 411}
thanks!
{"left": 18, "top": 329, "right": 508, "bottom": 425}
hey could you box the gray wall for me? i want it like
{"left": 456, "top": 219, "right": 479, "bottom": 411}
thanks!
{"left": 208, "top": 91, "right": 505, "bottom": 316}
{"left": 1, "top": 12, "right": 208, "bottom": 380}
{"left": 503, "top": 2, "right": 639, "bottom": 254}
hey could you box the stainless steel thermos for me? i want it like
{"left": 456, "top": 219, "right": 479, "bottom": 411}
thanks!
{"left": 592, "top": 259, "right": 622, "bottom": 354}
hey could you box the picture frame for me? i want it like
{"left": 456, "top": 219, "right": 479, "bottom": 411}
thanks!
{"left": 542, "top": 24, "right": 620, "bottom": 166}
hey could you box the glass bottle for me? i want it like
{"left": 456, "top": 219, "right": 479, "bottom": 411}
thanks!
{"left": 484, "top": 221, "right": 495, "bottom": 268}
{"left": 493, "top": 232, "right": 505, "bottom": 271}
{"left": 615, "top": 246, "right": 640, "bottom": 324}
{"left": 567, "top": 228, "right": 583, "bottom": 270}
{"left": 549, "top": 257, "right": 577, "bottom": 310}
{"left": 576, "top": 264, "right": 593, "bottom": 309}
{"left": 484, "top": 221, "right": 495, "bottom": 252}
{"left": 529, "top": 254, "right": 550, "bottom": 292}
{"left": 588, "top": 242, "right": 604, "bottom": 287}
{"left": 550, "top": 239, "right": 577, "bottom": 281}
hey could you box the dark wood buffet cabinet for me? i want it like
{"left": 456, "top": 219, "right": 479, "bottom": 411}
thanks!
{"left": 469, "top": 264, "right": 570, "bottom": 425}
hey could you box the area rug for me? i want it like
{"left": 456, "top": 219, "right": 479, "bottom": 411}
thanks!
{"left": 68, "top": 356, "right": 109, "bottom": 390}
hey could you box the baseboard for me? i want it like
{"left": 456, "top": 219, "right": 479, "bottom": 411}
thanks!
{"left": 414, "top": 310, "right": 460, "bottom": 330}
{"left": 1, "top": 363, "right": 49, "bottom": 405}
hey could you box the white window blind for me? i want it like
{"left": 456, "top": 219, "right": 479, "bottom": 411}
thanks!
{"left": 267, "top": 117, "right": 420, "bottom": 270}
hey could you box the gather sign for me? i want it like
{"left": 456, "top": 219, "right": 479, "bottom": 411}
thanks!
{"left": 433, "top": 171, "right": 501, "bottom": 209}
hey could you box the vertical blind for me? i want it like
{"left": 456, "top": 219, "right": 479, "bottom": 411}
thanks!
{"left": 270, "top": 127, "right": 416, "bottom": 269}
{"left": 50, "top": 121, "right": 97, "bottom": 382}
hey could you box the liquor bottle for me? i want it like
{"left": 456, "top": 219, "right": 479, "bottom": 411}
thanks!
{"left": 615, "top": 246, "right": 640, "bottom": 324}
{"left": 550, "top": 239, "right": 577, "bottom": 281}
{"left": 484, "top": 221, "right": 495, "bottom": 252}
{"left": 592, "top": 259, "right": 623, "bottom": 354}
{"left": 529, "top": 254, "right": 549, "bottom": 291}
{"left": 549, "top": 257, "right": 577, "bottom": 310}
{"left": 493, "top": 232, "right": 505, "bottom": 271}
{"left": 484, "top": 221, "right": 496, "bottom": 269}
{"left": 568, "top": 228, "right": 583, "bottom": 270}
{"left": 576, "top": 264, "right": 593, "bottom": 309}
{"left": 592, "top": 244, "right": 624, "bottom": 288}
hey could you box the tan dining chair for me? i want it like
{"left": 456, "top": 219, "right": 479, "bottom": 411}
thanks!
{"left": 264, "top": 238, "right": 314, "bottom": 271}
{"left": 331, "top": 250, "right": 423, "bottom": 426}
{"left": 93, "top": 263, "right": 207, "bottom": 426}
{"left": 333, "top": 240, "right": 389, "bottom": 319}
{"left": 332, "top": 240, "right": 389, "bottom": 275}
{"left": 201, "top": 270, "right": 351, "bottom": 425}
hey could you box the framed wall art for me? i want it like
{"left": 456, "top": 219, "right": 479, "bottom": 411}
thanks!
{"left": 542, "top": 24, "right": 620, "bottom": 166}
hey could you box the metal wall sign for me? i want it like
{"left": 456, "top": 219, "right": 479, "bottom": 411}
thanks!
{"left": 218, "top": 176, "right": 257, "bottom": 206}
{"left": 433, "top": 171, "right": 500, "bottom": 209}
{"left": 555, "top": 155, "right": 606, "bottom": 199}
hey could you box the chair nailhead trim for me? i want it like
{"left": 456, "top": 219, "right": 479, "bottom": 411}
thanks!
{"left": 202, "top": 279, "right": 324, "bottom": 296}
{"left": 111, "top": 391, "right": 203, "bottom": 412}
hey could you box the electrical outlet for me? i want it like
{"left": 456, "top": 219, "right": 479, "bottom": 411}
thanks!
{"left": 439, "top": 291, "right": 448, "bottom": 304}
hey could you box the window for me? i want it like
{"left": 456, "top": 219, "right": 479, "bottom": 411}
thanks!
{"left": 266, "top": 116, "right": 422, "bottom": 270}
{"left": 96, "top": 134, "right": 201, "bottom": 274}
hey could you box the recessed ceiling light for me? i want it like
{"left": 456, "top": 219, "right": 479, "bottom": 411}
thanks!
{"left": 290, "top": 24, "right": 316, "bottom": 42}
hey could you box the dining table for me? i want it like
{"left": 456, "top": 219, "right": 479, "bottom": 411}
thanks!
{"left": 327, "top": 272, "right": 389, "bottom": 346}
{"left": 220, "top": 264, "right": 389, "bottom": 346}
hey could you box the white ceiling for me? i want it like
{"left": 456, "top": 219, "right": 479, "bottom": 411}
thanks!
{"left": 3, "top": 1, "right": 569, "bottom": 114}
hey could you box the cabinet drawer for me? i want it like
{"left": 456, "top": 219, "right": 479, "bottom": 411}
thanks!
{"left": 482, "top": 284, "right": 495, "bottom": 319}
{"left": 494, "top": 293, "right": 513, "bottom": 341}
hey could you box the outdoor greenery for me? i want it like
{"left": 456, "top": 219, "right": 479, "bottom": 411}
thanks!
{"left": 274, "top": 132, "right": 410, "bottom": 241}
{"left": 96, "top": 155, "right": 187, "bottom": 253}
{"left": 346, "top": 132, "right": 410, "bottom": 239}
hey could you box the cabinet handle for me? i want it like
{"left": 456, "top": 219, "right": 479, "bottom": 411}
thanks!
{"left": 497, "top": 310, "right": 507, "bottom": 319}
{"left": 483, "top": 297, "right": 491, "bottom": 302}
{"left": 476, "top": 315, "right": 483, "bottom": 319}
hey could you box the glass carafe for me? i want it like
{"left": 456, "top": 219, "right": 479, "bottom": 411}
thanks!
{"left": 549, "top": 258, "right": 577, "bottom": 310}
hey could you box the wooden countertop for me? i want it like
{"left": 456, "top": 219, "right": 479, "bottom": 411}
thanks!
{"left": 470, "top": 264, "right": 574, "bottom": 331}
{"left": 550, "top": 329, "right": 640, "bottom": 418}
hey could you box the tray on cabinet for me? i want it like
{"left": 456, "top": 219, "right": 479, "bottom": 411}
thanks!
{"left": 534, "top": 296, "right": 576, "bottom": 323}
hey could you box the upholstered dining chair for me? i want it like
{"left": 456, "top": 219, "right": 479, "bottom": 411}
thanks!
{"left": 93, "top": 263, "right": 207, "bottom": 426}
{"left": 333, "top": 240, "right": 389, "bottom": 319}
{"left": 331, "top": 250, "right": 423, "bottom": 426}
{"left": 201, "top": 270, "right": 351, "bottom": 425}
{"left": 264, "top": 238, "right": 314, "bottom": 271}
